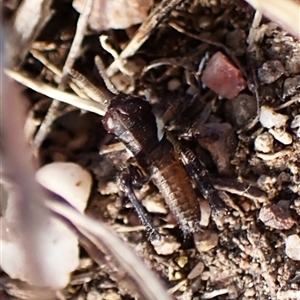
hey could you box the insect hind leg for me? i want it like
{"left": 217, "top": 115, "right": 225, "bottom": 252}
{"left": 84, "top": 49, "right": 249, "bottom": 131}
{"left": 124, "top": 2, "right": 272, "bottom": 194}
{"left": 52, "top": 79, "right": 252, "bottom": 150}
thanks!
{"left": 119, "top": 169, "right": 161, "bottom": 242}
{"left": 180, "top": 146, "right": 228, "bottom": 215}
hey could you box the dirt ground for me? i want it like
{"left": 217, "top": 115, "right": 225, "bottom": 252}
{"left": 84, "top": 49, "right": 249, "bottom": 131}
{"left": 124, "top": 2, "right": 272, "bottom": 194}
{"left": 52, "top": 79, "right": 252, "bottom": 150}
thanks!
{"left": 2, "top": 0, "right": 300, "bottom": 299}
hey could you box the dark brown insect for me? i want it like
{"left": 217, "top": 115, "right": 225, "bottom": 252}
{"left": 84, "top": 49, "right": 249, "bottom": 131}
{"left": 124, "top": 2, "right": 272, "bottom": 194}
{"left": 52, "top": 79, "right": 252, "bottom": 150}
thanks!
{"left": 71, "top": 59, "right": 227, "bottom": 239}
{"left": 102, "top": 94, "right": 201, "bottom": 236}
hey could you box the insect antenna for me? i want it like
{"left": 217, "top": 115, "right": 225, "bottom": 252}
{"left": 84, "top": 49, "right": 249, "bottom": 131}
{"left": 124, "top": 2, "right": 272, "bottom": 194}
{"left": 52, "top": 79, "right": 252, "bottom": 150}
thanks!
{"left": 69, "top": 68, "right": 110, "bottom": 106}
{"left": 95, "top": 55, "right": 119, "bottom": 95}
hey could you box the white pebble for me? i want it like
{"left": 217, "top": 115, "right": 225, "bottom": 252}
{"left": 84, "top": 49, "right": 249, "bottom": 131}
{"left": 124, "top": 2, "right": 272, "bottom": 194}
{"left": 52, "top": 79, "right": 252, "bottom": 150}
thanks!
{"left": 36, "top": 162, "right": 92, "bottom": 212}
{"left": 199, "top": 199, "right": 211, "bottom": 227}
{"left": 296, "top": 127, "right": 300, "bottom": 138}
{"left": 142, "top": 194, "right": 167, "bottom": 214}
{"left": 254, "top": 132, "right": 274, "bottom": 153}
{"left": 285, "top": 235, "right": 300, "bottom": 260}
{"left": 152, "top": 235, "right": 181, "bottom": 255}
{"left": 194, "top": 230, "right": 219, "bottom": 252}
{"left": 268, "top": 128, "right": 293, "bottom": 145}
{"left": 259, "top": 106, "right": 289, "bottom": 129}
{"left": 291, "top": 115, "right": 300, "bottom": 128}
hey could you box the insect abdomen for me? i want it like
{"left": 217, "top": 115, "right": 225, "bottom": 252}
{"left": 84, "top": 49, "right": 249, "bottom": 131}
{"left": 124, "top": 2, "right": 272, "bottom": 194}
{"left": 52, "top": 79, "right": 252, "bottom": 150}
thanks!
{"left": 150, "top": 139, "right": 200, "bottom": 234}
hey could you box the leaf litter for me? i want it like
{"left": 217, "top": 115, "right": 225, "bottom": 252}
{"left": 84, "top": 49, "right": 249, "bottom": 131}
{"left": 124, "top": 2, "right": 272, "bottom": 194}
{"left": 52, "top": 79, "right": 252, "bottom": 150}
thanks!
{"left": 2, "top": 0, "right": 300, "bottom": 299}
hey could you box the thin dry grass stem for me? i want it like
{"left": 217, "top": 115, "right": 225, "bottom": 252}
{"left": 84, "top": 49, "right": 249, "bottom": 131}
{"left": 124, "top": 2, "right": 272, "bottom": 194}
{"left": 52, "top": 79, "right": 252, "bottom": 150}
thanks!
{"left": 31, "top": 49, "right": 111, "bottom": 106}
{"left": 5, "top": 69, "right": 107, "bottom": 116}
{"left": 30, "top": 49, "right": 95, "bottom": 100}
{"left": 274, "top": 96, "right": 300, "bottom": 111}
{"left": 60, "top": 0, "right": 94, "bottom": 84}
{"left": 255, "top": 149, "right": 293, "bottom": 161}
{"left": 201, "top": 289, "right": 230, "bottom": 299}
{"left": 30, "top": 49, "right": 62, "bottom": 78}
{"left": 98, "top": 35, "right": 133, "bottom": 76}
{"left": 247, "top": 10, "right": 263, "bottom": 47}
{"left": 33, "top": 0, "right": 94, "bottom": 149}
{"left": 106, "top": 0, "right": 186, "bottom": 77}
{"left": 44, "top": 197, "right": 173, "bottom": 300}
{"left": 244, "top": 0, "right": 300, "bottom": 39}
{"left": 212, "top": 178, "right": 269, "bottom": 203}
{"left": 98, "top": 35, "right": 137, "bottom": 77}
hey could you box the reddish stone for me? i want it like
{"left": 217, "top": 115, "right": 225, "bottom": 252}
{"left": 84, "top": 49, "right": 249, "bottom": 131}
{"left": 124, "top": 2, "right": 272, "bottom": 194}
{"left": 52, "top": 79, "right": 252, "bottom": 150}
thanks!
{"left": 201, "top": 51, "right": 247, "bottom": 99}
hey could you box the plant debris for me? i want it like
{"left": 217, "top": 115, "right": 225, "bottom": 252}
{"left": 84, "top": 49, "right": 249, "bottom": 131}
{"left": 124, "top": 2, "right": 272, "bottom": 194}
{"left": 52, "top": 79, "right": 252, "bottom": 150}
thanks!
{"left": 2, "top": 0, "right": 300, "bottom": 299}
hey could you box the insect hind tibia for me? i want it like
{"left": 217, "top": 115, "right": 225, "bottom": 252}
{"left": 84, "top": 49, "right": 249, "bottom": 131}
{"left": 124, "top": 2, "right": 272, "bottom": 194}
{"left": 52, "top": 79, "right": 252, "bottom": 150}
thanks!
{"left": 180, "top": 147, "right": 228, "bottom": 214}
{"left": 119, "top": 170, "right": 161, "bottom": 242}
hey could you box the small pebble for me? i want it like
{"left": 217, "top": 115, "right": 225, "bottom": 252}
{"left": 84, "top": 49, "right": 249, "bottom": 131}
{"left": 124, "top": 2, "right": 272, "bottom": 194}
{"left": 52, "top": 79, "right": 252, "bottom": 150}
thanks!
{"left": 78, "top": 258, "right": 93, "bottom": 270}
{"left": 190, "top": 277, "right": 202, "bottom": 293}
{"left": 201, "top": 51, "right": 247, "bottom": 99}
{"left": 187, "top": 262, "right": 205, "bottom": 280}
{"left": 283, "top": 76, "right": 300, "bottom": 98}
{"left": 142, "top": 194, "right": 167, "bottom": 214}
{"left": 224, "top": 93, "right": 257, "bottom": 129}
{"left": 175, "top": 256, "right": 188, "bottom": 268}
{"left": 259, "top": 203, "right": 294, "bottom": 230}
{"left": 228, "top": 284, "right": 238, "bottom": 299}
{"left": 285, "top": 50, "right": 300, "bottom": 74}
{"left": 295, "top": 127, "right": 300, "bottom": 138}
{"left": 285, "top": 235, "right": 300, "bottom": 261}
{"left": 151, "top": 235, "right": 181, "bottom": 255}
{"left": 291, "top": 115, "right": 300, "bottom": 128}
{"left": 193, "top": 230, "right": 219, "bottom": 252}
{"left": 174, "top": 271, "right": 184, "bottom": 280}
{"left": 199, "top": 199, "right": 211, "bottom": 227}
{"left": 201, "top": 271, "right": 210, "bottom": 281}
{"left": 258, "top": 60, "right": 284, "bottom": 84}
{"left": 244, "top": 288, "right": 256, "bottom": 297}
{"left": 268, "top": 128, "right": 293, "bottom": 145}
{"left": 254, "top": 132, "right": 274, "bottom": 153}
{"left": 259, "top": 106, "right": 289, "bottom": 129}
{"left": 192, "top": 123, "right": 237, "bottom": 176}
{"left": 294, "top": 199, "right": 300, "bottom": 207}
{"left": 226, "top": 29, "right": 246, "bottom": 56}
{"left": 278, "top": 172, "right": 291, "bottom": 184}
{"left": 36, "top": 162, "right": 92, "bottom": 213}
